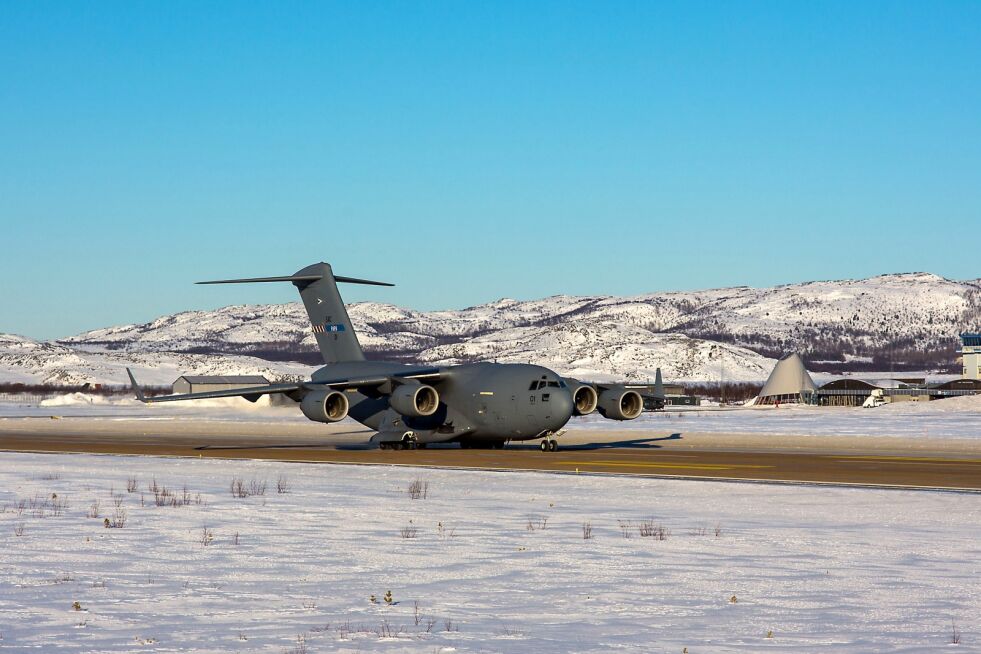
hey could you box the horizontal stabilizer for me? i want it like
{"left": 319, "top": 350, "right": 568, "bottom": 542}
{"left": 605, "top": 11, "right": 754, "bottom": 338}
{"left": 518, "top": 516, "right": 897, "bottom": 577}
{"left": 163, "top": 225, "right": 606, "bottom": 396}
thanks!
{"left": 197, "top": 273, "right": 393, "bottom": 287}
{"left": 196, "top": 274, "right": 323, "bottom": 285}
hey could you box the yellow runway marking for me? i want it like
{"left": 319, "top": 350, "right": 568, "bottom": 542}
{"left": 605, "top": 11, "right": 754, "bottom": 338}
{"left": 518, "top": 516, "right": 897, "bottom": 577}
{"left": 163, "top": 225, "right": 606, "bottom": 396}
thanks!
{"left": 827, "top": 455, "right": 981, "bottom": 464}
{"left": 556, "top": 461, "right": 773, "bottom": 471}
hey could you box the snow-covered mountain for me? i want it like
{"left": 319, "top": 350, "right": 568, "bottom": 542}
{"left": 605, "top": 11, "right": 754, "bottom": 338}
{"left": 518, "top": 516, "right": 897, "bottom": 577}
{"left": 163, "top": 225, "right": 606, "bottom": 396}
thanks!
{"left": 3, "top": 272, "right": 978, "bottom": 386}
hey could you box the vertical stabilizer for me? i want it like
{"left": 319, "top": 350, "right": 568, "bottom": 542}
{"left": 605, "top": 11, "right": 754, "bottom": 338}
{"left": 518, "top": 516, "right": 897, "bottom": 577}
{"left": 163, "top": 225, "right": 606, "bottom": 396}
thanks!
{"left": 291, "top": 262, "right": 366, "bottom": 364}
{"left": 654, "top": 368, "right": 665, "bottom": 399}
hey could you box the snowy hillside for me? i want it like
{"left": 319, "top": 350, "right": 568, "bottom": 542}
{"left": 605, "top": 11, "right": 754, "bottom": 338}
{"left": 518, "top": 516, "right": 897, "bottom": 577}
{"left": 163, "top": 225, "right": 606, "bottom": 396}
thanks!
{"left": 0, "top": 333, "right": 310, "bottom": 386}
{"left": 2, "top": 272, "right": 978, "bottom": 385}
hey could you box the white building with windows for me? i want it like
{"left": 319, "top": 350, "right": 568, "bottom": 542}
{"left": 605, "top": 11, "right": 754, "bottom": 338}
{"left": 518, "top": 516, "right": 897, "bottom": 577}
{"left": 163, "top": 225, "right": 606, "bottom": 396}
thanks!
{"left": 959, "top": 333, "right": 981, "bottom": 380}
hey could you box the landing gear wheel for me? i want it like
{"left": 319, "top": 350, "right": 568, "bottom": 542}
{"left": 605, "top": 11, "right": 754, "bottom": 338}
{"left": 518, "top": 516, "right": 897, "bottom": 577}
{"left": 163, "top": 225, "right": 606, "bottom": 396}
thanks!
{"left": 392, "top": 442, "right": 403, "bottom": 451}
{"left": 548, "top": 439, "right": 558, "bottom": 452}
{"left": 379, "top": 443, "right": 389, "bottom": 451}
{"left": 540, "top": 440, "right": 549, "bottom": 452}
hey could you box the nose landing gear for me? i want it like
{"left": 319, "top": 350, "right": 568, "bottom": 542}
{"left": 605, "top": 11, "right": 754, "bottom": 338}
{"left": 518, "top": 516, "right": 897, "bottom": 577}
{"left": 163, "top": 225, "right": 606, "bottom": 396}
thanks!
{"left": 539, "top": 430, "right": 565, "bottom": 452}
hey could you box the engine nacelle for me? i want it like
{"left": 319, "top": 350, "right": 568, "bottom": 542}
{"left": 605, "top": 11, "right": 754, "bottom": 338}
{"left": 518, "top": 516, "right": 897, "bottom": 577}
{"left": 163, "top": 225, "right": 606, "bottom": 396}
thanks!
{"left": 300, "top": 390, "right": 350, "bottom": 423}
{"left": 389, "top": 383, "right": 440, "bottom": 417}
{"left": 570, "top": 383, "right": 599, "bottom": 416}
{"left": 597, "top": 387, "right": 643, "bottom": 420}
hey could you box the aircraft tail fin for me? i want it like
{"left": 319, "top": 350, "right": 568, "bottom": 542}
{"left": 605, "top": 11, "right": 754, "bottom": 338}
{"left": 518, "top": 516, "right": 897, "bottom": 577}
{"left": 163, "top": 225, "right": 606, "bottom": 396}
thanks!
{"left": 654, "top": 367, "right": 665, "bottom": 399}
{"left": 198, "top": 262, "right": 392, "bottom": 364}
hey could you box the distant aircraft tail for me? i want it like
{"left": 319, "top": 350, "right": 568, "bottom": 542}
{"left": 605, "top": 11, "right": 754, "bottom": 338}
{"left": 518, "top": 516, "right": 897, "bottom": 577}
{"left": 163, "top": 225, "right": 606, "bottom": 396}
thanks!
{"left": 197, "top": 262, "right": 393, "bottom": 364}
{"left": 654, "top": 367, "right": 665, "bottom": 400}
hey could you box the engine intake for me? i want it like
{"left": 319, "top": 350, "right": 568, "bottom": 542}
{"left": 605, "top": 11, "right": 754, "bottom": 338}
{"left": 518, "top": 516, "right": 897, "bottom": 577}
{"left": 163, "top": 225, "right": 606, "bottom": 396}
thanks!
{"left": 570, "top": 383, "right": 598, "bottom": 415}
{"left": 300, "top": 389, "right": 350, "bottom": 423}
{"left": 597, "top": 387, "right": 643, "bottom": 420}
{"left": 389, "top": 383, "right": 440, "bottom": 417}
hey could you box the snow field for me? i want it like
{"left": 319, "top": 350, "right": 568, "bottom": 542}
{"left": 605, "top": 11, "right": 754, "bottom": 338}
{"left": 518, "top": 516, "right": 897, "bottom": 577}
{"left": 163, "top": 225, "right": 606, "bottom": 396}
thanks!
{"left": 0, "top": 453, "right": 979, "bottom": 652}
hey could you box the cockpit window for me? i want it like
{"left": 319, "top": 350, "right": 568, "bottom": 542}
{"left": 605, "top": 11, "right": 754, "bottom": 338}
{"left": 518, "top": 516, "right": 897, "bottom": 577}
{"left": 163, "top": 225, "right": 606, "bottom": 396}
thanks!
{"left": 546, "top": 381, "right": 560, "bottom": 388}
{"left": 529, "top": 381, "right": 541, "bottom": 390}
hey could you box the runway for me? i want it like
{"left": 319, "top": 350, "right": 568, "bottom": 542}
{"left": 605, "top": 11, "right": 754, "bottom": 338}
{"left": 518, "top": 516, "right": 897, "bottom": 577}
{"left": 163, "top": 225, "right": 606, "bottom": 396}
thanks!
{"left": 2, "top": 417, "right": 980, "bottom": 490}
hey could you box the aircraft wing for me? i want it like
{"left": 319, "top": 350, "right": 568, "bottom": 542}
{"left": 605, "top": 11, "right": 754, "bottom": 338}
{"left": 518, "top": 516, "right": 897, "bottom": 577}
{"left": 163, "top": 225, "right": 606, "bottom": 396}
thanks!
{"left": 126, "top": 367, "right": 444, "bottom": 404}
{"left": 126, "top": 369, "right": 304, "bottom": 404}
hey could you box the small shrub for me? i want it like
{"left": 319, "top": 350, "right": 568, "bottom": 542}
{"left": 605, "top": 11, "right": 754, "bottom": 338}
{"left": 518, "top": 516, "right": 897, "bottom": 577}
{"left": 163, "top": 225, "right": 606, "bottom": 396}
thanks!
{"left": 383, "top": 590, "right": 393, "bottom": 605}
{"left": 407, "top": 479, "right": 428, "bottom": 500}
{"left": 582, "top": 521, "right": 593, "bottom": 539}
{"left": 400, "top": 523, "right": 418, "bottom": 539}
{"left": 200, "top": 526, "right": 214, "bottom": 546}
{"left": 436, "top": 521, "right": 456, "bottom": 539}
{"left": 638, "top": 519, "right": 669, "bottom": 540}
{"left": 715, "top": 522, "right": 723, "bottom": 538}
{"left": 109, "top": 507, "right": 127, "bottom": 528}
{"left": 126, "top": 477, "right": 138, "bottom": 493}
{"left": 951, "top": 619, "right": 961, "bottom": 645}
{"left": 283, "top": 635, "right": 307, "bottom": 654}
{"left": 526, "top": 515, "right": 548, "bottom": 531}
{"left": 618, "top": 519, "right": 632, "bottom": 539}
{"left": 276, "top": 475, "right": 291, "bottom": 494}
{"left": 231, "top": 477, "right": 266, "bottom": 498}
{"left": 13, "top": 523, "right": 25, "bottom": 537}
{"left": 87, "top": 500, "right": 100, "bottom": 519}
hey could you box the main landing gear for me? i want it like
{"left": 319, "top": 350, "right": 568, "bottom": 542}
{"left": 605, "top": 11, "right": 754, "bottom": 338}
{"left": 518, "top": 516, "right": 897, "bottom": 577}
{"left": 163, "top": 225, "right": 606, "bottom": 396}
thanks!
{"left": 378, "top": 431, "right": 424, "bottom": 450}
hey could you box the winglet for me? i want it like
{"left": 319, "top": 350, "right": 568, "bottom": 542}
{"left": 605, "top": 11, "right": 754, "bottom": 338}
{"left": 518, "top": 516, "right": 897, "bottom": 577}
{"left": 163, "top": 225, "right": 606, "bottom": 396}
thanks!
{"left": 126, "top": 368, "right": 147, "bottom": 403}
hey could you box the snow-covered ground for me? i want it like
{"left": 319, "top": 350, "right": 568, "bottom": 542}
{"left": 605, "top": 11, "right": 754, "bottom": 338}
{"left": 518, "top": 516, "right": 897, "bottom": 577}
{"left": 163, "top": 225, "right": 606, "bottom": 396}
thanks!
{"left": 0, "top": 453, "right": 977, "bottom": 652}
{"left": 3, "top": 392, "right": 981, "bottom": 441}
{"left": 570, "top": 395, "right": 981, "bottom": 440}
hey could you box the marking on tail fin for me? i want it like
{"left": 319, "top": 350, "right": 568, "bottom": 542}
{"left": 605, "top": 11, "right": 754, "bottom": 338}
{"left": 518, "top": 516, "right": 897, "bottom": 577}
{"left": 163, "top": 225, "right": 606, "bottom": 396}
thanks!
{"left": 313, "top": 322, "right": 346, "bottom": 334}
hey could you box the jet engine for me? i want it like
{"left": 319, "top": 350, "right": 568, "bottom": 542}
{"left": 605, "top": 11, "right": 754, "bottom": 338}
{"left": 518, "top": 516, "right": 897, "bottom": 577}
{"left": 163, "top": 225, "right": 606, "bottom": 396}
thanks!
{"left": 597, "top": 386, "right": 643, "bottom": 420}
{"left": 570, "top": 383, "right": 599, "bottom": 415}
{"left": 389, "top": 383, "right": 440, "bottom": 417}
{"left": 300, "top": 389, "right": 350, "bottom": 423}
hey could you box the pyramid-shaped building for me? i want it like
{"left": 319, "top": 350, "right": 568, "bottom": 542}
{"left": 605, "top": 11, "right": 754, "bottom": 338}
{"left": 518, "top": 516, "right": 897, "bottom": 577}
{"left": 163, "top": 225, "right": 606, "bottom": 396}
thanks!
{"left": 754, "top": 353, "right": 817, "bottom": 405}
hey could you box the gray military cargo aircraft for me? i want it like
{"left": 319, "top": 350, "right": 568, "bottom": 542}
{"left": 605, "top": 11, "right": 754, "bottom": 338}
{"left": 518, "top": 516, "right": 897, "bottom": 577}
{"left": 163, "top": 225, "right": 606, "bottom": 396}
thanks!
{"left": 127, "top": 262, "right": 656, "bottom": 451}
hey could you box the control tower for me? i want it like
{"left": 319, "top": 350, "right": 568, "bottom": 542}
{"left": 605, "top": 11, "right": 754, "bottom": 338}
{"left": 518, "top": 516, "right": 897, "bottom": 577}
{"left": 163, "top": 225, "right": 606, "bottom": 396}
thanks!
{"left": 959, "top": 333, "right": 981, "bottom": 380}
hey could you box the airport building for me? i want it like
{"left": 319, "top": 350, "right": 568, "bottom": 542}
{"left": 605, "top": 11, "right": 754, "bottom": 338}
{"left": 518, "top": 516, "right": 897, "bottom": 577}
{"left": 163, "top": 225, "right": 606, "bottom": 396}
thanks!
{"left": 172, "top": 375, "right": 270, "bottom": 395}
{"left": 751, "top": 345, "right": 981, "bottom": 407}
{"left": 752, "top": 353, "right": 817, "bottom": 405}
{"left": 959, "top": 333, "right": 981, "bottom": 380}
{"left": 815, "top": 377, "right": 981, "bottom": 406}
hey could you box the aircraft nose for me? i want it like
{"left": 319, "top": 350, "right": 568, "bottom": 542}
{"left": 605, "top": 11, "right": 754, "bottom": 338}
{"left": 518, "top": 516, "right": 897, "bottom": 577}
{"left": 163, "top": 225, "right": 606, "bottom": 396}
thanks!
{"left": 551, "top": 388, "right": 574, "bottom": 427}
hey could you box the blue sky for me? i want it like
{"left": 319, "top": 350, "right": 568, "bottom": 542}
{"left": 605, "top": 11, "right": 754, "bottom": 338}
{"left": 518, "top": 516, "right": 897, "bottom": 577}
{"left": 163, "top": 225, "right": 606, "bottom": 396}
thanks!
{"left": 2, "top": 2, "right": 979, "bottom": 339}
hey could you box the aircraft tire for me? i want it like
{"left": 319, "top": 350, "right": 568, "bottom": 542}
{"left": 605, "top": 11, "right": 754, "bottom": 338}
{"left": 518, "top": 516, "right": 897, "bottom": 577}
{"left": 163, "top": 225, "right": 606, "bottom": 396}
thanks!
{"left": 540, "top": 440, "right": 549, "bottom": 452}
{"left": 548, "top": 439, "right": 558, "bottom": 452}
